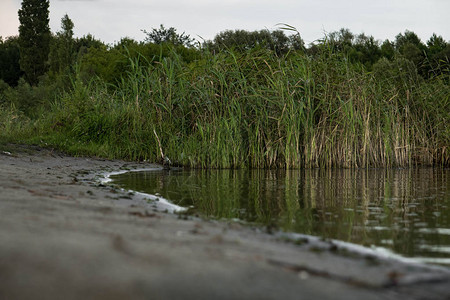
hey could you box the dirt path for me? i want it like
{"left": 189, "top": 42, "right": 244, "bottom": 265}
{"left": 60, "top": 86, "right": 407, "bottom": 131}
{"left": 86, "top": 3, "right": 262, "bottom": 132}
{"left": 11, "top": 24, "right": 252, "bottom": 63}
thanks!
{"left": 0, "top": 145, "right": 449, "bottom": 300}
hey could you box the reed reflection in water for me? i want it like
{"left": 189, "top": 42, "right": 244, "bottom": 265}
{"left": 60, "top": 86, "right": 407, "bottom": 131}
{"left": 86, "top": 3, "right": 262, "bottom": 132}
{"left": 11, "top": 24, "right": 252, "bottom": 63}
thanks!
{"left": 111, "top": 168, "right": 449, "bottom": 264}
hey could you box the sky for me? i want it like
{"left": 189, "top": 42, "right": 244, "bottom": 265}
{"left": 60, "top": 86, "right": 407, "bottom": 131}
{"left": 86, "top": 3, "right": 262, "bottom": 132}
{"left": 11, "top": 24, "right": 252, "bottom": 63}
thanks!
{"left": 1, "top": 0, "right": 449, "bottom": 46}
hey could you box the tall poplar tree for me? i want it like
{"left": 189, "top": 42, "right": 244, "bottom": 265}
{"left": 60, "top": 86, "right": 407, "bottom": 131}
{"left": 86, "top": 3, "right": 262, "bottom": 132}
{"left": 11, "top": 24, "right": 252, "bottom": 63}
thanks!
{"left": 18, "top": 0, "right": 51, "bottom": 86}
{"left": 49, "top": 14, "right": 75, "bottom": 75}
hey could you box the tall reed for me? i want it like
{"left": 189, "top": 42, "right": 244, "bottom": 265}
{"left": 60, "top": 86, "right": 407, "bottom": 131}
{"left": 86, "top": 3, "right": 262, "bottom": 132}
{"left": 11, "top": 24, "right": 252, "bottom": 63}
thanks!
{"left": 2, "top": 46, "right": 448, "bottom": 168}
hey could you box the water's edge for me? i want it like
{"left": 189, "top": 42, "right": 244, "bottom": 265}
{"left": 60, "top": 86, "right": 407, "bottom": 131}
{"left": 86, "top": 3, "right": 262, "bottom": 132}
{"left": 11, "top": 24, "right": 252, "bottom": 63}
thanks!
{"left": 100, "top": 168, "right": 186, "bottom": 213}
{"left": 101, "top": 167, "right": 450, "bottom": 273}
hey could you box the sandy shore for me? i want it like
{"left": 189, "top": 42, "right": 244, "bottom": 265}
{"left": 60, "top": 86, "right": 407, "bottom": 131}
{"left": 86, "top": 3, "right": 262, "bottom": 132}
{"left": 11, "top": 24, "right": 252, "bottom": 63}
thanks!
{"left": 0, "top": 144, "right": 449, "bottom": 300}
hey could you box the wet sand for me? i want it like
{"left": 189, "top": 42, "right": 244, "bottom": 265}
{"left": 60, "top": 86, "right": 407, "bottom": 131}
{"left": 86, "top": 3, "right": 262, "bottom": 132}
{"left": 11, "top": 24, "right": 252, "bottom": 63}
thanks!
{"left": 0, "top": 144, "right": 449, "bottom": 300}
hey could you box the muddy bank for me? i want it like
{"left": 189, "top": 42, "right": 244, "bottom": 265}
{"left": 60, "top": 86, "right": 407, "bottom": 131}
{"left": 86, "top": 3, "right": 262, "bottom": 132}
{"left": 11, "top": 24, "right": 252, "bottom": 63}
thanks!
{"left": 0, "top": 145, "right": 449, "bottom": 300}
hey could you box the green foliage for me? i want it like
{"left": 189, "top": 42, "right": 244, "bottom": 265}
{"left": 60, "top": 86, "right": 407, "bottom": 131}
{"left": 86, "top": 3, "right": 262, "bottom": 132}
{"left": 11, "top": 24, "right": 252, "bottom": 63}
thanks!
{"left": 49, "top": 14, "right": 75, "bottom": 76}
{"left": 394, "top": 30, "right": 427, "bottom": 75}
{"left": 0, "top": 103, "right": 29, "bottom": 139}
{"left": 78, "top": 44, "right": 123, "bottom": 84}
{"left": 74, "top": 34, "right": 105, "bottom": 57}
{"left": 402, "top": 43, "right": 423, "bottom": 66}
{"left": 1, "top": 24, "right": 448, "bottom": 168}
{"left": 380, "top": 40, "right": 395, "bottom": 60}
{"left": 0, "top": 36, "right": 23, "bottom": 86}
{"left": 347, "top": 34, "right": 381, "bottom": 70}
{"left": 142, "top": 24, "right": 195, "bottom": 47}
{"left": 373, "top": 57, "right": 421, "bottom": 92}
{"left": 77, "top": 37, "right": 201, "bottom": 85}
{"left": 4, "top": 46, "right": 447, "bottom": 168}
{"left": 0, "top": 79, "right": 11, "bottom": 105}
{"left": 426, "top": 34, "right": 447, "bottom": 56}
{"left": 424, "top": 34, "right": 449, "bottom": 78}
{"left": 327, "top": 28, "right": 354, "bottom": 52}
{"left": 395, "top": 30, "right": 425, "bottom": 52}
{"left": 18, "top": 0, "right": 51, "bottom": 86}
{"left": 1, "top": 76, "right": 58, "bottom": 116}
{"left": 207, "top": 29, "right": 304, "bottom": 55}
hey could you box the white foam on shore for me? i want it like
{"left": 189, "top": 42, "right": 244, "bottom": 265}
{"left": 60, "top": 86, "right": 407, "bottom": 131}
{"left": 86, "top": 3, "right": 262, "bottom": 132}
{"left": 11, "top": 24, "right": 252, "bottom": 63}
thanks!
{"left": 100, "top": 168, "right": 186, "bottom": 213}
{"left": 281, "top": 232, "right": 450, "bottom": 273}
{"left": 100, "top": 168, "right": 159, "bottom": 184}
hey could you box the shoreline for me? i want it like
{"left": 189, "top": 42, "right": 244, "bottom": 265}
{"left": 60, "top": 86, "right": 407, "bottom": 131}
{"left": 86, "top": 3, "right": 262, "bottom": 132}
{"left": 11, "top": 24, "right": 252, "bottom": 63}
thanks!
{"left": 1, "top": 144, "right": 449, "bottom": 299}
{"left": 99, "top": 168, "right": 187, "bottom": 213}
{"left": 101, "top": 166, "right": 450, "bottom": 273}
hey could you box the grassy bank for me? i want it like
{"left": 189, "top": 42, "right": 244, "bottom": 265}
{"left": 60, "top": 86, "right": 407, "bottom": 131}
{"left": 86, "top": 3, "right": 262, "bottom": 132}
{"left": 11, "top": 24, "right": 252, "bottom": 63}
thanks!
{"left": 1, "top": 47, "right": 448, "bottom": 168}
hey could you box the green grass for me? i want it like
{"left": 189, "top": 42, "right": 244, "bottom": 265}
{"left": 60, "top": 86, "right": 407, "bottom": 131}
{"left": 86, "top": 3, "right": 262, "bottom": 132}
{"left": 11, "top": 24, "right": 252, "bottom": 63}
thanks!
{"left": 1, "top": 47, "right": 448, "bottom": 168}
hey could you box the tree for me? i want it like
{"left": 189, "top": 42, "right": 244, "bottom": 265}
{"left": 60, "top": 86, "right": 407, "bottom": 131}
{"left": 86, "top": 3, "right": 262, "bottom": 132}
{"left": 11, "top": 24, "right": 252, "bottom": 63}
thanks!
{"left": 74, "top": 34, "right": 104, "bottom": 59}
{"left": 426, "top": 34, "right": 447, "bottom": 57}
{"left": 49, "top": 14, "right": 75, "bottom": 75}
{"left": 402, "top": 43, "right": 423, "bottom": 66}
{"left": 395, "top": 30, "right": 424, "bottom": 52}
{"left": 328, "top": 28, "right": 354, "bottom": 52}
{"left": 288, "top": 34, "right": 305, "bottom": 51}
{"left": 208, "top": 29, "right": 302, "bottom": 55}
{"left": 394, "top": 30, "right": 426, "bottom": 62}
{"left": 351, "top": 34, "right": 381, "bottom": 69}
{"left": 380, "top": 39, "right": 395, "bottom": 60}
{"left": 425, "top": 34, "right": 449, "bottom": 77}
{"left": 0, "top": 36, "right": 23, "bottom": 86}
{"left": 394, "top": 30, "right": 427, "bottom": 76}
{"left": 18, "top": 0, "right": 51, "bottom": 85}
{"left": 142, "top": 25, "right": 195, "bottom": 47}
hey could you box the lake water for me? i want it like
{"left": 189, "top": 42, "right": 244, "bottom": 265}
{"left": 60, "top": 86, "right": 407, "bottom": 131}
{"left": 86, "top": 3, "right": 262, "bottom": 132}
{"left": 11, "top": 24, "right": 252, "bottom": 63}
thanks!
{"left": 110, "top": 168, "right": 450, "bottom": 265}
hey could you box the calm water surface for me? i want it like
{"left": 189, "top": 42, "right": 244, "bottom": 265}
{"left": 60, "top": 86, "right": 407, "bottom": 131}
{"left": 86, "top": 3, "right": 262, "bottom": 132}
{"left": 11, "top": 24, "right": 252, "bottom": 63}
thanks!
{"left": 110, "top": 168, "right": 450, "bottom": 265}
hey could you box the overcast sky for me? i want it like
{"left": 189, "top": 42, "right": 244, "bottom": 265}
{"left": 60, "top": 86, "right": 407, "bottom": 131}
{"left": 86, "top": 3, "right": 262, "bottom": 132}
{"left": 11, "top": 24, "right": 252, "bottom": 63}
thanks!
{"left": 1, "top": 0, "right": 449, "bottom": 45}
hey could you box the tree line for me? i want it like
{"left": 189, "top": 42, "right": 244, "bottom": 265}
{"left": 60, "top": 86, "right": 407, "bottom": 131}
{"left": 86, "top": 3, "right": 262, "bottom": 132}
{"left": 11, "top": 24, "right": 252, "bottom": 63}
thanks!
{"left": 0, "top": 0, "right": 449, "bottom": 114}
{"left": 1, "top": 0, "right": 448, "bottom": 167}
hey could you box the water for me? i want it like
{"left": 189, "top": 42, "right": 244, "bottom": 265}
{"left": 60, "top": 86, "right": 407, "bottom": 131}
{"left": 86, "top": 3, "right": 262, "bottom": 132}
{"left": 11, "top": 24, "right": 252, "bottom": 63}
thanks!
{"left": 110, "top": 168, "right": 450, "bottom": 265}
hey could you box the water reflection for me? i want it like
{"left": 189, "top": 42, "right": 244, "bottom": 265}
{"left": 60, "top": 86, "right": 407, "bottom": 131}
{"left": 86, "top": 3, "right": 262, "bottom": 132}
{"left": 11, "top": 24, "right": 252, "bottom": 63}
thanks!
{"left": 110, "top": 168, "right": 449, "bottom": 264}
